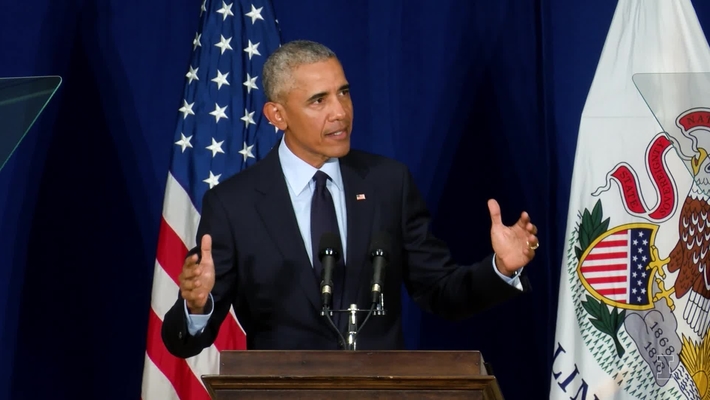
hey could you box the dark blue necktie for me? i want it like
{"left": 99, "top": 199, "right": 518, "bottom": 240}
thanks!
{"left": 310, "top": 171, "right": 343, "bottom": 305}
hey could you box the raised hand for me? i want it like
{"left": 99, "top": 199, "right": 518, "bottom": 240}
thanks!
{"left": 487, "top": 199, "right": 539, "bottom": 276}
{"left": 179, "top": 234, "right": 215, "bottom": 314}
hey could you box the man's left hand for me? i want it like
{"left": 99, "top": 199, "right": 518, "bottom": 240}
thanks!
{"left": 487, "top": 198, "right": 539, "bottom": 277}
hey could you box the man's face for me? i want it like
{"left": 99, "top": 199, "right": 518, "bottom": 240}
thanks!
{"left": 272, "top": 57, "right": 353, "bottom": 168}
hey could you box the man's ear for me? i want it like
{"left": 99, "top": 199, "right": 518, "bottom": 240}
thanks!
{"left": 263, "top": 101, "right": 288, "bottom": 131}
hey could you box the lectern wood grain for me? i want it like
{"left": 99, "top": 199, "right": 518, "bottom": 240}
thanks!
{"left": 202, "top": 351, "right": 504, "bottom": 400}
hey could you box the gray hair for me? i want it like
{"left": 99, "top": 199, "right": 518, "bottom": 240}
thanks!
{"left": 262, "top": 40, "right": 337, "bottom": 102}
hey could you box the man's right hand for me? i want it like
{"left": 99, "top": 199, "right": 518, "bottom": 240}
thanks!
{"left": 179, "top": 234, "right": 215, "bottom": 314}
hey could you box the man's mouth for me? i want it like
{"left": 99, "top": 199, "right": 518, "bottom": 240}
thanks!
{"left": 325, "top": 130, "right": 346, "bottom": 137}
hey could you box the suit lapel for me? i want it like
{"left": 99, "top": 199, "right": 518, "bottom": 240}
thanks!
{"left": 255, "top": 148, "right": 321, "bottom": 313}
{"left": 339, "top": 154, "right": 376, "bottom": 315}
{"left": 252, "top": 148, "right": 377, "bottom": 322}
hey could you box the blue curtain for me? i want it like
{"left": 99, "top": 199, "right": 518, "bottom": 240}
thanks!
{"left": 2, "top": 1, "right": 710, "bottom": 399}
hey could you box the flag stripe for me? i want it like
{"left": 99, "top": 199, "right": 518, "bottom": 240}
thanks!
{"left": 163, "top": 172, "right": 200, "bottom": 249}
{"left": 156, "top": 212, "right": 245, "bottom": 352}
{"left": 597, "top": 287, "right": 627, "bottom": 296}
{"left": 145, "top": 309, "right": 211, "bottom": 400}
{"left": 214, "top": 311, "right": 245, "bottom": 350}
{"left": 589, "top": 282, "right": 627, "bottom": 291}
{"left": 595, "top": 240, "right": 628, "bottom": 248}
{"left": 141, "top": 353, "right": 180, "bottom": 400}
{"left": 580, "top": 259, "right": 629, "bottom": 267}
{"left": 582, "top": 269, "right": 628, "bottom": 279}
{"left": 143, "top": 256, "right": 219, "bottom": 398}
{"left": 147, "top": 260, "right": 227, "bottom": 390}
{"left": 588, "top": 245, "right": 628, "bottom": 253}
{"left": 580, "top": 264, "right": 628, "bottom": 272}
{"left": 156, "top": 217, "right": 189, "bottom": 284}
{"left": 150, "top": 260, "right": 181, "bottom": 322}
{"left": 585, "top": 276, "right": 627, "bottom": 284}
{"left": 585, "top": 252, "right": 628, "bottom": 260}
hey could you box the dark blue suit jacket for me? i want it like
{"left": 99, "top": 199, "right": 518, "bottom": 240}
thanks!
{"left": 162, "top": 145, "right": 530, "bottom": 356}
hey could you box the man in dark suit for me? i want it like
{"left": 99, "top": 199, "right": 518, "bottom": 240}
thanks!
{"left": 162, "top": 40, "right": 539, "bottom": 357}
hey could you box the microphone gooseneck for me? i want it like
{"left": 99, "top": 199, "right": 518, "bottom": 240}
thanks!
{"left": 368, "top": 232, "right": 392, "bottom": 304}
{"left": 316, "top": 231, "right": 392, "bottom": 350}
{"left": 318, "top": 232, "right": 341, "bottom": 309}
{"left": 317, "top": 232, "right": 346, "bottom": 348}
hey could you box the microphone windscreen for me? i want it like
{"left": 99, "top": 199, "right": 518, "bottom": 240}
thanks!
{"left": 318, "top": 232, "right": 342, "bottom": 257}
{"left": 369, "top": 231, "right": 393, "bottom": 256}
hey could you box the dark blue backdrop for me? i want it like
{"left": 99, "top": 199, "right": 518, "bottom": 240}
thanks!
{"left": 2, "top": 1, "right": 710, "bottom": 399}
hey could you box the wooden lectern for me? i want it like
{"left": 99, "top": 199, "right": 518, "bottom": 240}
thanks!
{"left": 201, "top": 350, "right": 504, "bottom": 399}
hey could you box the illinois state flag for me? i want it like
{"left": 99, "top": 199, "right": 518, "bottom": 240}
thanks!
{"left": 551, "top": 1, "right": 710, "bottom": 399}
{"left": 140, "top": 1, "right": 281, "bottom": 399}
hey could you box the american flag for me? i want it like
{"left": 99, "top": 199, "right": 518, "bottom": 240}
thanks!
{"left": 578, "top": 227, "right": 654, "bottom": 306}
{"left": 140, "top": 1, "right": 281, "bottom": 399}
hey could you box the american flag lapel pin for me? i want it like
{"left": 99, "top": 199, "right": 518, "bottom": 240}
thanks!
{"left": 356, "top": 194, "right": 366, "bottom": 201}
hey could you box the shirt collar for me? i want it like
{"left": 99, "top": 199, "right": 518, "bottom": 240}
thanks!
{"left": 278, "top": 138, "right": 343, "bottom": 195}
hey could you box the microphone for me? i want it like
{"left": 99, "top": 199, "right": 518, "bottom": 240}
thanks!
{"left": 318, "top": 232, "right": 342, "bottom": 309}
{"left": 369, "top": 232, "right": 392, "bottom": 303}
